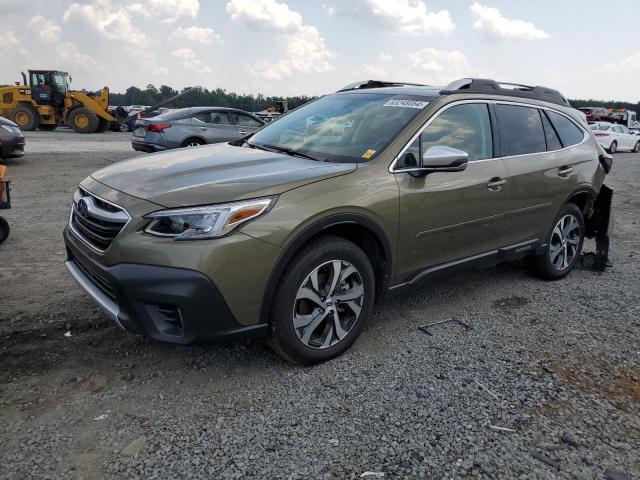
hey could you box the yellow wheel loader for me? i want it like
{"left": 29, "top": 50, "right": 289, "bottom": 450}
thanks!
{"left": 0, "top": 70, "right": 122, "bottom": 133}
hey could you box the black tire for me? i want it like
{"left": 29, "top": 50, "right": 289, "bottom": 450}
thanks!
{"left": 608, "top": 141, "right": 617, "bottom": 154}
{"left": 634, "top": 141, "right": 640, "bottom": 153}
{"left": 527, "top": 203, "right": 585, "bottom": 281}
{"left": 38, "top": 123, "right": 58, "bottom": 131}
{"left": 96, "top": 117, "right": 110, "bottom": 133}
{"left": 118, "top": 122, "right": 131, "bottom": 133}
{"left": 181, "top": 137, "right": 205, "bottom": 148}
{"left": 11, "top": 106, "right": 39, "bottom": 131}
{"left": 268, "top": 235, "right": 375, "bottom": 364}
{"left": 0, "top": 217, "right": 9, "bottom": 244}
{"left": 68, "top": 107, "right": 99, "bottom": 133}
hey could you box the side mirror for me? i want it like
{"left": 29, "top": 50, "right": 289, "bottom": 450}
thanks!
{"left": 421, "top": 146, "right": 469, "bottom": 172}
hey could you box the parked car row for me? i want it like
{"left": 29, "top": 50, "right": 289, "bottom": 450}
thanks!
{"left": 131, "top": 106, "right": 264, "bottom": 152}
{"left": 590, "top": 122, "right": 640, "bottom": 153}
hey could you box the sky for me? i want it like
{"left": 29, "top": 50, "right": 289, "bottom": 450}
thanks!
{"left": 1, "top": 0, "right": 639, "bottom": 101}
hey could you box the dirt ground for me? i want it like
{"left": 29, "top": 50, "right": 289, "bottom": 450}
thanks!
{"left": 1, "top": 129, "right": 638, "bottom": 479}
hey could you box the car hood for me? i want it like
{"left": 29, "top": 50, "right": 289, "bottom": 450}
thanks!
{"left": 91, "top": 143, "right": 357, "bottom": 208}
{"left": 0, "top": 116, "right": 19, "bottom": 127}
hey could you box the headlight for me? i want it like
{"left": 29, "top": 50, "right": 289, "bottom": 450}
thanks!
{"left": 144, "top": 197, "right": 275, "bottom": 240}
{"left": 0, "top": 125, "right": 21, "bottom": 134}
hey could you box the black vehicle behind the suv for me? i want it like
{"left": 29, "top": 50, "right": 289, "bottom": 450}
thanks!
{"left": 0, "top": 116, "right": 25, "bottom": 160}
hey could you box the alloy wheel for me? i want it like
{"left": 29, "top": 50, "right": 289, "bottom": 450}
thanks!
{"left": 549, "top": 214, "right": 581, "bottom": 271}
{"left": 292, "top": 259, "right": 364, "bottom": 349}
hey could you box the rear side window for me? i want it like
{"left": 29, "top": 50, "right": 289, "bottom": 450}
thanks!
{"left": 540, "top": 111, "right": 562, "bottom": 151}
{"left": 495, "top": 104, "right": 546, "bottom": 156}
{"left": 420, "top": 103, "right": 493, "bottom": 161}
{"left": 546, "top": 111, "right": 584, "bottom": 147}
{"left": 231, "top": 113, "right": 262, "bottom": 127}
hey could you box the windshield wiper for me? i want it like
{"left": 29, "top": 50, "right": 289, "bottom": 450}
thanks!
{"left": 260, "top": 144, "right": 324, "bottom": 162}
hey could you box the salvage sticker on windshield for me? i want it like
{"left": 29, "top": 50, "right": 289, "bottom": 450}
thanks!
{"left": 383, "top": 99, "right": 429, "bottom": 109}
{"left": 361, "top": 149, "right": 376, "bottom": 159}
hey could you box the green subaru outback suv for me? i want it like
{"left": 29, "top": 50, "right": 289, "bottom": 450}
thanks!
{"left": 64, "top": 78, "right": 613, "bottom": 364}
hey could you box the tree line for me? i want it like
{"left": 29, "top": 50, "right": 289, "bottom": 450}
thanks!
{"left": 108, "top": 84, "right": 316, "bottom": 112}
{"left": 109, "top": 84, "right": 640, "bottom": 114}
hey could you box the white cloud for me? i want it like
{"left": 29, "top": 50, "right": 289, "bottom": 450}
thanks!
{"left": 404, "top": 47, "right": 490, "bottom": 86}
{"left": 470, "top": 3, "right": 549, "bottom": 40}
{"left": 226, "top": 0, "right": 303, "bottom": 33}
{"left": 28, "top": 15, "right": 62, "bottom": 42}
{"left": 363, "top": 64, "right": 388, "bottom": 78}
{"left": 170, "top": 26, "right": 221, "bottom": 45}
{"left": 148, "top": 0, "right": 199, "bottom": 23}
{"left": 0, "top": 29, "right": 19, "bottom": 45}
{"left": 172, "top": 47, "right": 212, "bottom": 74}
{"left": 379, "top": 52, "right": 392, "bottom": 62}
{"left": 228, "top": 0, "right": 334, "bottom": 81}
{"left": 601, "top": 52, "right": 640, "bottom": 72}
{"left": 251, "top": 26, "right": 334, "bottom": 81}
{"left": 332, "top": 0, "right": 454, "bottom": 35}
{"left": 63, "top": 1, "right": 149, "bottom": 45}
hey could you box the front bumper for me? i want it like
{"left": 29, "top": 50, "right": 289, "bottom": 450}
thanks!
{"left": 0, "top": 135, "right": 25, "bottom": 159}
{"left": 64, "top": 227, "right": 268, "bottom": 344}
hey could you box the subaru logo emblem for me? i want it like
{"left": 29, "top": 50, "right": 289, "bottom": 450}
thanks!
{"left": 77, "top": 199, "right": 89, "bottom": 217}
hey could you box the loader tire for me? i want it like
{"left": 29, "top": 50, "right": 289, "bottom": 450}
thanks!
{"left": 69, "top": 107, "right": 99, "bottom": 133}
{"left": 96, "top": 117, "right": 110, "bottom": 133}
{"left": 11, "top": 106, "right": 39, "bottom": 131}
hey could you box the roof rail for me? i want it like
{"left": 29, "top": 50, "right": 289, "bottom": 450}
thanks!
{"left": 337, "top": 80, "right": 428, "bottom": 92}
{"left": 440, "top": 78, "right": 571, "bottom": 107}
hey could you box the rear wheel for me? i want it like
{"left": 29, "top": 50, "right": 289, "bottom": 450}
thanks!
{"left": 182, "top": 137, "right": 205, "bottom": 148}
{"left": 608, "top": 141, "right": 617, "bottom": 154}
{"left": 268, "top": 235, "right": 375, "bottom": 364}
{"left": 634, "top": 141, "right": 640, "bottom": 153}
{"left": 527, "top": 203, "right": 584, "bottom": 280}
{"left": 38, "top": 123, "right": 58, "bottom": 131}
{"left": 68, "top": 107, "right": 99, "bottom": 133}
{"left": 11, "top": 106, "right": 39, "bottom": 131}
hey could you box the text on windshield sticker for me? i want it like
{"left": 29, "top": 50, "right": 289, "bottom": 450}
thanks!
{"left": 383, "top": 99, "right": 429, "bottom": 109}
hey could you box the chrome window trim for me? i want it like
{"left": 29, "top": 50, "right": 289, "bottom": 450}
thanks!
{"left": 389, "top": 99, "right": 590, "bottom": 173}
{"left": 68, "top": 187, "right": 132, "bottom": 255}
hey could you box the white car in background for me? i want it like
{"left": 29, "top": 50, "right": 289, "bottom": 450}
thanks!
{"left": 590, "top": 122, "right": 640, "bottom": 153}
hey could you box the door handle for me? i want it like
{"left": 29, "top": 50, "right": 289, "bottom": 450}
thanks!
{"left": 558, "top": 166, "right": 573, "bottom": 177}
{"left": 238, "top": 130, "right": 247, "bottom": 135}
{"left": 198, "top": 127, "right": 207, "bottom": 131}
{"left": 487, "top": 178, "right": 506, "bottom": 191}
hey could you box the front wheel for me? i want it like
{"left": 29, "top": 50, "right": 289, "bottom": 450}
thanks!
{"left": 527, "top": 203, "right": 585, "bottom": 280}
{"left": 634, "top": 141, "right": 640, "bottom": 153}
{"left": 268, "top": 235, "right": 375, "bottom": 364}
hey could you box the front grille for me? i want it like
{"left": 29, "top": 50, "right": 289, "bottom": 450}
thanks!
{"left": 69, "top": 250, "right": 117, "bottom": 301}
{"left": 70, "top": 187, "right": 130, "bottom": 252}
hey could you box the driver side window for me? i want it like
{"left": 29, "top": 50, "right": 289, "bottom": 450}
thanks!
{"left": 397, "top": 103, "right": 493, "bottom": 169}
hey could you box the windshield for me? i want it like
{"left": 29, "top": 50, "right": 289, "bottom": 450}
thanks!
{"left": 248, "top": 93, "right": 430, "bottom": 162}
{"left": 52, "top": 73, "right": 67, "bottom": 93}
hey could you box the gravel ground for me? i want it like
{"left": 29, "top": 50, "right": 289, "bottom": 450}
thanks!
{"left": 1, "top": 130, "right": 638, "bottom": 480}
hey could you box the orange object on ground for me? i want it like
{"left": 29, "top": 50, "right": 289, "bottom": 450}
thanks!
{"left": 0, "top": 165, "right": 6, "bottom": 202}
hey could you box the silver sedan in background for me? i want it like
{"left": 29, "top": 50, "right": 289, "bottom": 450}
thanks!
{"left": 131, "top": 107, "right": 265, "bottom": 152}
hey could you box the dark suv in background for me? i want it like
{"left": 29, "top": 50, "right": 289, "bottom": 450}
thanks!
{"left": 65, "top": 78, "right": 612, "bottom": 364}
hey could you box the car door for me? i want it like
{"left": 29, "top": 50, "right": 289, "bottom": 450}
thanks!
{"left": 497, "top": 104, "right": 586, "bottom": 248}
{"left": 192, "top": 111, "right": 237, "bottom": 143}
{"left": 394, "top": 102, "right": 508, "bottom": 281}
{"left": 619, "top": 125, "right": 635, "bottom": 150}
{"left": 230, "top": 112, "right": 264, "bottom": 138}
